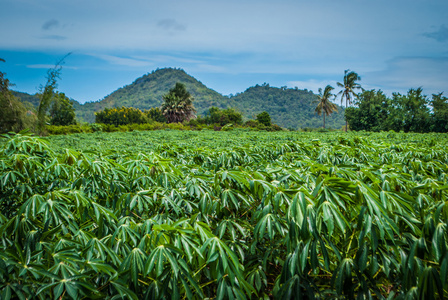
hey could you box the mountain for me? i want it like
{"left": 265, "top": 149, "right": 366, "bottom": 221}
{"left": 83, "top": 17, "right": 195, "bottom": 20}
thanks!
{"left": 230, "top": 83, "right": 345, "bottom": 129}
{"left": 74, "top": 68, "right": 231, "bottom": 123}
{"left": 13, "top": 68, "right": 345, "bottom": 129}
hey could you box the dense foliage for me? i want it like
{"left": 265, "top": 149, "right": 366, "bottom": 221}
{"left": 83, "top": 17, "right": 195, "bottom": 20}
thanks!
{"left": 0, "top": 130, "right": 447, "bottom": 299}
{"left": 346, "top": 88, "right": 448, "bottom": 133}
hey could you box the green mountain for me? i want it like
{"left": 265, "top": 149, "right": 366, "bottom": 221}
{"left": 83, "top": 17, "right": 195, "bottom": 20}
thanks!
{"left": 13, "top": 68, "right": 345, "bottom": 129}
{"left": 230, "top": 83, "right": 345, "bottom": 129}
{"left": 74, "top": 68, "right": 231, "bottom": 123}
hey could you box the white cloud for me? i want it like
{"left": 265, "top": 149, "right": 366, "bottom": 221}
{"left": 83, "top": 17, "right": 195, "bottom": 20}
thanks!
{"left": 366, "top": 56, "right": 448, "bottom": 96}
{"left": 26, "top": 64, "right": 78, "bottom": 70}
{"left": 88, "top": 54, "right": 154, "bottom": 68}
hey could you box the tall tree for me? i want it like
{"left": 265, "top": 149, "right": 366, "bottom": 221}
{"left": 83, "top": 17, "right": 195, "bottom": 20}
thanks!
{"left": 37, "top": 53, "right": 70, "bottom": 134}
{"left": 49, "top": 92, "right": 77, "bottom": 126}
{"left": 315, "top": 85, "right": 338, "bottom": 129}
{"left": 161, "top": 83, "right": 196, "bottom": 123}
{"left": 337, "top": 70, "right": 362, "bottom": 132}
{"left": 0, "top": 59, "right": 36, "bottom": 133}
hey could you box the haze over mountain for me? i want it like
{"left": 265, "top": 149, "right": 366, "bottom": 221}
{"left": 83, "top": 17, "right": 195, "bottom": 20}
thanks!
{"left": 14, "top": 68, "right": 345, "bottom": 129}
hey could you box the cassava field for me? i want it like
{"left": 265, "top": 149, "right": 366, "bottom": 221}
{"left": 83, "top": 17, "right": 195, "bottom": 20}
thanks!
{"left": 0, "top": 129, "right": 447, "bottom": 299}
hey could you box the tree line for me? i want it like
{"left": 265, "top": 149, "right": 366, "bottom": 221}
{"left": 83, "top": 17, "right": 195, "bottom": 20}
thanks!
{"left": 315, "top": 70, "right": 448, "bottom": 133}
{"left": 346, "top": 88, "right": 448, "bottom": 133}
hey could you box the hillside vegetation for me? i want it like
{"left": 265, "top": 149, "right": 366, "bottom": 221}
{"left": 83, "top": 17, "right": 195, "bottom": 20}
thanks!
{"left": 231, "top": 83, "right": 345, "bottom": 129}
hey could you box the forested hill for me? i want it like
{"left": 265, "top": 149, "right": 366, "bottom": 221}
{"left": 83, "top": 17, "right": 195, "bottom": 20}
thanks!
{"left": 231, "top": 84, "right": 345, "bottom": 129}
{"left": 13, "top": 68, "right": 345, "bottom": 129}
{"left": 74, "top": 68, "right": 230, "bottom": 123}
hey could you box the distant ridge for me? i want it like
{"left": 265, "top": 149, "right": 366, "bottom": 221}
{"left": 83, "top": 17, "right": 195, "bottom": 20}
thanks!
{"left": 14, "top": 68, "right": 345, "bottom": 129}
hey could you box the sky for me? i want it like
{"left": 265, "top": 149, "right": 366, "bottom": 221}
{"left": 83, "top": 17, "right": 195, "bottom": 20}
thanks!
{"left": 0, "top": 0, "right": 447, "bottom": 104}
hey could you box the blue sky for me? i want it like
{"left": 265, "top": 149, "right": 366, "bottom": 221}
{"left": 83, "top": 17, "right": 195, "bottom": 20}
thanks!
{"left": 1, "top": 0, "right": 447, "bottom": 104}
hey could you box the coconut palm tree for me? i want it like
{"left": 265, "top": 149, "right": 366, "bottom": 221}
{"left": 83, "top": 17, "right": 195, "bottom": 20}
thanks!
{"left": 315, "top": 85, "right": 338, "bottom": 129}
{"left": 337, "top": 70, "right": 362, "bottom": 132}
{"left": 161, "top": 82, "right": 196, "bottom": 123}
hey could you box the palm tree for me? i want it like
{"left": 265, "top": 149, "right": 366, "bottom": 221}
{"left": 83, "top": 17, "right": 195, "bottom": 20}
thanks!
{"left": 337, "top": 70, "right": 362, "bottom": 132}
{"left": 161, "top": 83, "right": 196, "bottom": 123}
{"left": 315, "top": 85, "right": 338, "bottom": 129}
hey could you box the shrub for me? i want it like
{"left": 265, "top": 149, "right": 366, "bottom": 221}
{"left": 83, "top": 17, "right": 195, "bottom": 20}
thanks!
{"left": 256, "top": 111, "right": 271, "bottom": 127}
{"left": 221, "top": 123, "right": 234, "bottom": 131}
{"left": 95, "top": 107, "right": 148, "bottom": 125}
{"left": 208, "top": 107, "right": 243, "bottom": 126}
{"left": 90, "top": 123, "right": 103, "bottom": 132}
{"left": 244, "top": 120, "right": 259, "bottom": 128}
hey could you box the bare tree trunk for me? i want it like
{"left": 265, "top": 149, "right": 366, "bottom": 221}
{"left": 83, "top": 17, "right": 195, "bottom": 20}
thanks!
{"left": 345, "top": 97, "right": 348, "bottom": 132}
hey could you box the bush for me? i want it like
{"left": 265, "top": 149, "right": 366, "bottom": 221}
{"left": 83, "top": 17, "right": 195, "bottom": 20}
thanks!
{"left": 221, "top": 123, "right": 234, "bottom": 131}
{"left": 95, "top": 107, "right": 148, "bottom": 125}
{"left": 270, "top": 124, "right": 283, "bottom": 131}
{"left": 317, "top": 127, "right": 329, "bottom": 133}
{"left": 208, "top": 107, "right": 243, "bottom": 126}
{"left": 244, "top": 120, "right": 259, "bottom": 128}
{"left": 256, "top": 111, "right": 271, "bottom": 127}
{"left": 46, "top": 124, "right": 92, "bottom": 135}
{"left": 90, "top": 123, "right": 103, "bottom": 132}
